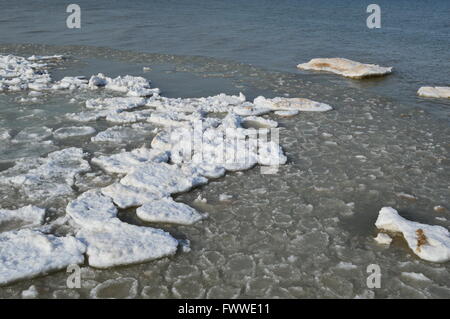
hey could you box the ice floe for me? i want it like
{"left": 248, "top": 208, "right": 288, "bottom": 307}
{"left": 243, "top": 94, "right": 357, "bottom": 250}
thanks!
{"left": 76, "top": 221, "right": 178, "bottom": 268}
{"left": 88, "top": 73, "right": 159, "bottom": 97}
{"left": 92, "top": 147, "right": 169, "bottom": 175}
{"left": 0, "top": 54, "right": 53, "bottom": 92}
{"left": 53, "top": 126, "right": 96, "bottom": 139}
{"left": 136, "top": 197, "right": 205, "bottom": 225}
{"left": 297, "top": 58, "right": 392, "bottom": 79}
{"left": 417, "top": 86, "right": 450, "bottom": 99}
{"left": 0, "top": 229, "right": 85, "bottom": 285}
{"left": 254, "top": 96, "right": 332, "bottom": 112}
{"left": 120, "top": 162, "right": 208, "bottom": 195}
{"left": 101, "top": 183, "right": 165, "bottom": 209}
{"left": 375, "top": 207, "right": 450, "bottom": 262}
{"left": 374, "top": 232, "right": 392, "bottom": 245}
{"left": 0, "top": 205, "right": 45, "bottom": 231}
{"left": 0, "top": 147, "right": 90, "bottom": 204}
{"left": 66, "top": 190, "right": 118, "bottom": 228}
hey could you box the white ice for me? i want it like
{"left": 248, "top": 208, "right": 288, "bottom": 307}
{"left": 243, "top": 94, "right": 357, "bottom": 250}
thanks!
{"left": 0, "top": 205, "right": 46, "bottom": 230}
{"left": 417, "top": 86, "right": 450, "bottom": 99}
{"left": 375, "top": 207, "right": 450, "bottom": 262}
{"left": 297, "top": 58, "right": 392, "bottom": 79}
{"left": 136, "top": 197, "right": 205, "bottom": 225}
{"left": 0, "top": 229, "right": 85, "bottom": 285}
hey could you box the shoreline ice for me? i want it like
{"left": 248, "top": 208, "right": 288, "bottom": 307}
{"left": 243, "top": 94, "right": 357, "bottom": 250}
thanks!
{"left": 375, "top": 207, "right": 450, "bottom": 263}
{"left": 0, "top": 53, "right": 335, "bottom": 284}
{"left": 297, "top": 58, "right": 392, "bottom": 79}
{"left": 417, "top": 86, "right": 450, "bottom": 99}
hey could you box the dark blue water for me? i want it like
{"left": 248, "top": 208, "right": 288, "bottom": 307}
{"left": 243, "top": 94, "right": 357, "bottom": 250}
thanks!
{"left": 0, "top": 0, "right": 449, "bottom": 118}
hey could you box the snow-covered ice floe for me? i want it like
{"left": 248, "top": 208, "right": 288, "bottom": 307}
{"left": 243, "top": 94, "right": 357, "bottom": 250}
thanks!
{"left": 0, "top": 229, "right": 85, "bottom": 285}
{"left": 297, "top": 58, "right": 392, "bottom": 79}
{"left": 76, "top": 221, "right": 178, "bottom": 268}
{"left": 254, "top": 96, "right": 333, "bottom": 112}
{"left": 375, "top": 207, "right": 450, "bottom": 262}
{"left": 136, "top": 197, "right": 205, "bottom": 225}
{"left": 54, "top": 126, "right": 96, "bottom": 139}
{"left": 417, "top": 86, "right": 450, "bottom": 99}
{"left": 0, "top": 206, "right": 46, "bottom": 231}
{"left": 0, "top": 147, "right": 90, "bottom": 204}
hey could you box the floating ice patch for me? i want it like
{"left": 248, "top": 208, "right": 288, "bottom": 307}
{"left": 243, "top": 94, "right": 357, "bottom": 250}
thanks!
{"left": 76, "top": 221, "right": 178, "bottom": 268}
{"left": 274, "top": 110, "right": 299, "bottom": 117}
{"left": 0, "top": 54, "right": 54, "bottom": 92}
{"left": 88, "top": 73, "right": 157, "bottom": 97}
{"left": 374, "top": 233, "right": 392, "bottom": 245}
{"left": 242, "top": 116, "right": 278, "bottom": 128}
{"left": 417, "top": 86, "right": 450, "bottom": 99}
{"left": 0, "top": 205, "right": 45, "bottom": 231}
{"left": 92, "top": 147, "right": 169, "bottom": 175}
{"left": 136, "top": 197, "right": 205, "bottom": 225}
{"left": 91, "top": 126, "right": 142, "bottom": 143}
{"left": 0, "top": 229, "right": 85, "bottom": 285}
{"left": 27, "top": 55, "right": 64, "bottom": 62}
{"left": 254, "top": 96, "right": 333, "bottom": 112}
{"left": 12, "top": 126, "right": 53, "bottom": 143}
{"left": 54, "top": 126, "right": 96, "bottom": 139}
{"left": 105, "top": 110, "right": 152, "bottom": 124}
{"left": 120, "top": 162, "right": 208, "bottom": 195}
{"left": 66, "top": 190, "right": 118, "bottom": 228}
{"left": 149, "top": 93, "right": 246, "bottom": 113}
{"left": 86, "top": 96, "right": 146, "bottom": 112}
{"left": 101, "top": 183, "right": 166, "bottom": 209}
{"left": 233, "top": 105, "right": 272, "bottom": 117}
{"left": 52, "top": 76, "right": 88, "bottom": 90}
{"left": 0, "top": 147, "right": 90, "bottom": 204}
{"left": 297, "top": 58, "right": 392, "bottom": 79}
{"left": 375, "top": 207, "right": 450, "bottom": 262}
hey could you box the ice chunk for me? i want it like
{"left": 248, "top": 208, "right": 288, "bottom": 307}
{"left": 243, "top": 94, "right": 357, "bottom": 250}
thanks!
{"left": 374, "top": 233, "right": 392, "bottom": 245}
{"left": 92, "top": 147, "right": 169, "bottom": 175}
{"left": 86, "top": 97, "right": 145, "bottom": 112}
{"left": 136, "top": 197, "right": 205, "bottom": 225}
{"left": 242, "top": 116, "right": 278, "bottom": 128}
{"left": 1, "top": 148, "right": 90, "bottom": 204}
{"left": 91, "top": 126, "right": 139, "bottom": 143}
{"left": 88, "top": 73, "right": 157, "bottom": 97}
{"left": 12, "top": 126, "right": 53, "bottom": 143}
{"left": 76, "top": 221, "right": 178, "bottom": 268}
{"left": 101, "top": 183, "right": 166, "bottom": 209}
{"left": 297, "top": 58, "right": 392, "bottom": 78}
{"left": 417, "top": 86, "right": 450, "bottom": 99}
{"left": 0, "top": 229, "right": 85, "bottom": 285}
{"left": 27, "top": 55, "right": 64, "bottom": 62}
{"left": 21, "top": 285, "right": 39, "bottom": 299}
{"left": 66, "top": 190, "right": 118, "bottom": 228}
{"left": 375, "top": 207, "right": 450, "bottom": 262}
{"left": 401, "top": 272, "right": 432, "bottom": 282}
{"left": 0, "top": 205, "right": 45, "bottom": 231}
{"left": 52, "top": 76, "right": 88, "bottom": 90}
{"left": 120, "top": 162, "right": 208, "bottom": 195}
{"left": 274, "top": 110, "right": 299, "bottom": 117}
{"left": 254, "top": 96, "right": 333, "bottom": 112}
{"left": 54, "top": 126, "right": 96, "bottom": 139}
